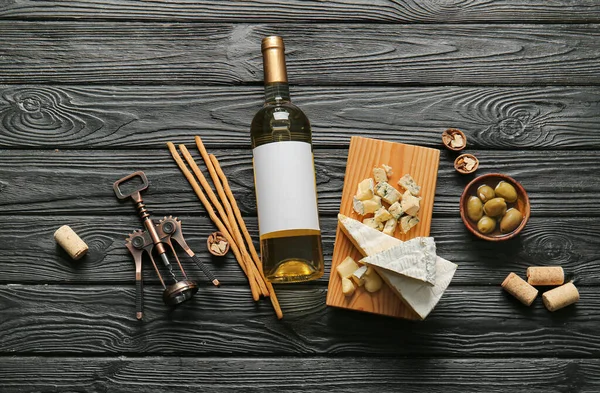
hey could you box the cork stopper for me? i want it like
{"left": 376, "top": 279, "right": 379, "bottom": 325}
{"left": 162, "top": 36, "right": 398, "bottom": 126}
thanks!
{"left": 54, "top": 225, "right": 88, "bottom": 260}
{"left": 527, "top": 266, "right": 565, "bottom": 286}
{"left": 501, "top": 272, "right": 538, "bottom": 306}
{"left": 542, "top": 282, "right": 579, "bottom": 312}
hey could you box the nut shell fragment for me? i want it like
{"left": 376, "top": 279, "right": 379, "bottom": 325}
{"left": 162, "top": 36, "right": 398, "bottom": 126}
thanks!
{"left": 207, "top": 231, "right": 230, "bottom": 256}
{"left": 442, "top": 128, "right": 467, "bottom": 151}
{"left": 454, "top": 154, "right": 479, "bottom": 174}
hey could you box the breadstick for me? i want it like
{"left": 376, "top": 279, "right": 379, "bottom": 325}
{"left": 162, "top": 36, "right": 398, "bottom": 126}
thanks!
{"left": 543, "top": 282, "right": 580, "bottom": 312}
{"left": 211, "top": 154, "right": 283, "bottom": 319}
{"left": 194, "top": 137, "right": 269, "bottom": 297}
{"left": 179, "top": 145, "right": 234, "bottom": 238}
{"left": 210, "top": 155, "right": 262, "bottom": 272}
{"left": 501, "top": 272, "right": 538, "bottom": 306}
{"left": 527, "top": 266, "right": 564, "bottom": 286}
{"left": 167, "top": 142, "right": 260, "bottom": 301}
{"left": 181, "top": 144, "right": 268, "bottom": 298}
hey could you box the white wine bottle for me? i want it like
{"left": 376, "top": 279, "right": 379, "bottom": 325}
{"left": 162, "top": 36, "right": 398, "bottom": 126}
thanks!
{"left": 250, "top": 36, "right": 324, "bottom": 283}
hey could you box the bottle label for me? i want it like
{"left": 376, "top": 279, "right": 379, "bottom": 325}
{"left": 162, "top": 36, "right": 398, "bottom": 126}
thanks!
{"left": 253, "top": 141, "right": 320, "bottom": 237}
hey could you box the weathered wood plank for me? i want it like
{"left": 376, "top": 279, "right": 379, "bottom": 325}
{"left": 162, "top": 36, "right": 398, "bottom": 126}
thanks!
{"left": 0, "top": 23, "right": 599, "bottom": 85}
{"left": 3, "top": 215, "right": 595, "bottom": 286}
{"left": 0, "top": 357, "right": 597, "bottom": 393}
{"left": 2, "top": 86, "right": 599, "bottom": 149}
{"left": 0, "top": 285, "right": 596, "bottom": 356}
{"left": 0, "top": 149, "right": 598, "bottom": 217}
{"left": 2, "top": 0, "right": 599, "bottom": 23}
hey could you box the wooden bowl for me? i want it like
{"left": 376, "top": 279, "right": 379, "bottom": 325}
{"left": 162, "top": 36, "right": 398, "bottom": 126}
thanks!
{"left": 459, "top": 173, "right": 530, "bottom": 241}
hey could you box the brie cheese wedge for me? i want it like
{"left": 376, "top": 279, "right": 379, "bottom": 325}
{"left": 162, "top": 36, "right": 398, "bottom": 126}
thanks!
{"left": 360, "top": 237, "right": 437, "bottom": 286}
{"left": 337, "top": 214, "right": 458, "bottom": 320}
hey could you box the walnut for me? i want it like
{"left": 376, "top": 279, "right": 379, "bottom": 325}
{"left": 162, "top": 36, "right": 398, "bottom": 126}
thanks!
{"left": 207, "top": 232, "right": 230, "bottom": 256}
{"left": 454, "top": 154, "right": 479, "bottom": 174}
{"left": 442, "top": 128, "right": 467, "bottom": 151}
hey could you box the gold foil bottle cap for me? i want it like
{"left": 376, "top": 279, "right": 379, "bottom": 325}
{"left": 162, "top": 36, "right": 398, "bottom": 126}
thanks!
{"left": 262, "top": 36, "right": 287, "bottom": 83}
{"left": 262, "top": 36, "right": 285, "bottom": 52}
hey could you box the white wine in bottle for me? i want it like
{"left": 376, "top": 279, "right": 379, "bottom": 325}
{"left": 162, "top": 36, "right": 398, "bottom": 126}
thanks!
{"left": 250, "top": 36, "right": 324, "bottom": 283}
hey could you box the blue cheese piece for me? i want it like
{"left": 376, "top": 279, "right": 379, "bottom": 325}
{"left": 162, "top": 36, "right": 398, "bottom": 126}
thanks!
{"left": 360, "top": 237, "right": 437, "bottom": 286}
{"left": 401, "top": 191, "right": 421, "bottom": 217}
{"left": 363, "top": 217, "right": 384, "bottom": 231}
{"left": 382, "top": 217, "right": 397, "bottom": 236}
{"left": 382, "top": 164, "right": 393, "bottom": 177}
{"left": 337, "top": 214, "right": 458, "bottom": 320}
{"left": 397, "top": 174, "right": 421, "bottom": 196}
{"left": 352, "top": 197, "right": 365, "bottom": 215}
{"left": 355, "top": 178, "right": 374, "bottom": 201}
{"left": 373, "top": 167, "right": 388, "bottom": 183}
{"left": 375, "top": 182, "right": 402, "bottom": 204}
{"left": 353, "top": 195, "right": 382, "bottom": 216}
{"left": 400, "top": 215, "right": 420, "bottom": 234}
{"left": 388, "top": 201, "right": 404, "bottom": 219}
{"left": 374, "top": 207, "right": 393, "bottom": 223}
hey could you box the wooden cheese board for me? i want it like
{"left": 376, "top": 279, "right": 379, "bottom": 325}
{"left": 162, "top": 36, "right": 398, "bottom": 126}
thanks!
{"left": 326, "top": 136, "right": 441, "bottom": 319}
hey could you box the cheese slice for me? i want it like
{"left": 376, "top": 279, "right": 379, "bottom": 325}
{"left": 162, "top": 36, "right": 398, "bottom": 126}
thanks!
{"left": 382, "top": 257, "right": 457, "bottom": 320}
{"left": 338, "top": 214, "right": 400, "bottom": 256}
{"left": 360, "top": 237, "right": 437, "bottom": 286}
{"left": 337, "top": 214, "right": 458, "bottom": 320}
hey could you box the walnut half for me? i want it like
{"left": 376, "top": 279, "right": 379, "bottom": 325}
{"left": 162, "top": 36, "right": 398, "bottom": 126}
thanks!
{"left": 454, "top": 154, "right": 479, "bottom": 174}
{"left": 207, "top": 231, "right": 230, "bottom": 256}
{"left": 442, "top": 128, "right": 467, "bottom": 151}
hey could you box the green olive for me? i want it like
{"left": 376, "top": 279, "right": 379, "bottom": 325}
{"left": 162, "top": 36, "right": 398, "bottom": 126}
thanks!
{"left": 500, "top": 208, "right": 523, "bottom": 233}
{"left": 483, "top": 197, "right": 507, "bottom": 217}
{"left": 467, "top": 196, "right": 483, "bottom": 222}
{"left": 477, "top": 216, "right": 496, "bottom": 234}
{"left": 477, "top": 185, "right": 495, "bottom": 203}
{"left": 495, "top": 181, "right": 518, "bottom": 203}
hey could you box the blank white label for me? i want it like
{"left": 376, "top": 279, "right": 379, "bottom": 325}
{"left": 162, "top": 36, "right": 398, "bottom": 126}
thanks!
{"left": 253, "top": 141, "right": 320, "bottom": 236}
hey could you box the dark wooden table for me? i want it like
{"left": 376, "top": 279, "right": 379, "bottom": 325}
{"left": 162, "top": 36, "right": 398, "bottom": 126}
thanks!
{"left": 1, "top": 2, "right": 600, "bottom": 392}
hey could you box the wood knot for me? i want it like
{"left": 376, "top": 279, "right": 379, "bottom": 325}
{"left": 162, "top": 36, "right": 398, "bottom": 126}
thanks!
{"left": 18, "top": 96, "right": 43, "bottom": 113}
{"left": 526, "top": 233, "right": 575, "bottom": 264}
{"left": 473, "top": 99, "right": 565, "bottom": 147}
{"left": 0, "top": 87, "right": 87, "bottom": 143}
{"left": 83, "top": 235, "right": 114, "bottom": 264}
{"left": 0, "top": 86, "right": 134, "bottom": 146}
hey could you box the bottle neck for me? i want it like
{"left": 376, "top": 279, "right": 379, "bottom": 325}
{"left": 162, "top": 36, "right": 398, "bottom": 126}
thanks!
{"left": 264, "top": 82, "right": 291, "bottom": 104}
{"left": 262, "top": 36, "right": 289, "bottom": 104}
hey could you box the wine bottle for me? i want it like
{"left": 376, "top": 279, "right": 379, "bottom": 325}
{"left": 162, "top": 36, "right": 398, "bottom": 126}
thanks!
{"left": 250, "top": 36, "right": 324, "bottom": 283}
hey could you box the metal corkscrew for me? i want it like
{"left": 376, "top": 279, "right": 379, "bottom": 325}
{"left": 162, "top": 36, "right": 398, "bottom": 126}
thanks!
{"left": 113, "top": 171, "right": 219, "bottom": 320}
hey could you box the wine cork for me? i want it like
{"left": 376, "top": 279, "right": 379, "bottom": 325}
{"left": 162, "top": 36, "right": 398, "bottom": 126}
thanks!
{"left": 543, "top": 282, "right": 580, "bottom": 312}
{"left": 54, "top": 225, "right": 88, "bottom": 260}
{"left": 501, "top": 272, "right": 538, "bottom": 306}
{"left": 527, "top": 266, "right": 564, "bottom": 286}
